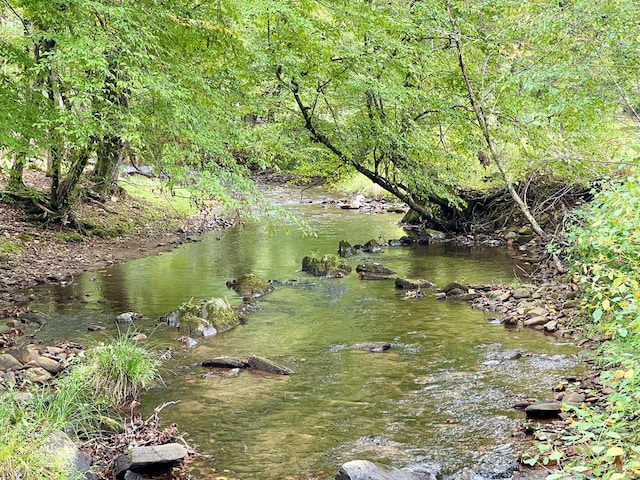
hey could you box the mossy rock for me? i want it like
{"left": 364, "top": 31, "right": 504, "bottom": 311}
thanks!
{"left": 163, "top": 297, "right": 240, "bottom": 333}
{"left": 227, "top": 273, "right": 273, "bottom": 298}
{"left": 302, "top": 254, "right": 352, "bottom": 278}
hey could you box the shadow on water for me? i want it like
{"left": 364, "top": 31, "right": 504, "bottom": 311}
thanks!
{"left": 29, "top": 191, "right": 580, "bottom": 479}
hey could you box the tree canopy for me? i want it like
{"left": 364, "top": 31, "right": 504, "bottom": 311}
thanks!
{"left": 1, "top": 0, "right": 638, "bottom": 231}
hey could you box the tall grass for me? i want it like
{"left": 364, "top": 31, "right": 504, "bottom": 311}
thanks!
{"left": 0, "top": 333, "right": 161, "bottom": 479}
{"left": 77, "top": 334, "right": 161, "bottom": 406}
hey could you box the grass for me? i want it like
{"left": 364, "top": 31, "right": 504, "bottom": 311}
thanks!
{"left": 0, "top": 333, "right": 161, "bottom": 479}
{"left": 119, "top": 175, "right": 197, "bottom": 219}
{"left": 337, "top": 173, "right": 395, "bottom": 200}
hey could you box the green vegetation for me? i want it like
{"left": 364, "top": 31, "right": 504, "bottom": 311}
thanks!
{"left": 533, "top": 172, "right": 640, "bottom": 478}
{"left": 0, "top": 335, "right": 160, "bottom": 479}
{"left": 0, "top": 240, "right": 23, "bottom": 254}
{"left": 1, "top": 0, "right": 638, "bottom": 234}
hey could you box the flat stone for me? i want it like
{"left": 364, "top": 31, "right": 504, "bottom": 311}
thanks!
{"left": 202, "top": 356, "right": 247, "bottom": 369}
{"left": 523, "top": 316, "right": 548, "bottom": 327}
{"left": 0, "top": 353, "right": 22, "bottom": 371}
{"left": 114, "top": 443, "right": 187, "bottom": 478}
{"left": 88, "top": 324, "right": 106, "bottom": 331}
{"left": 336, "top": 460, "right": 438, "bottom": 480}
{"left": 247, "top": 355, "right": 293, "bottom": 375}
{"left": 543, "top": 320, "right": 558, "bottom": 332}
{"left": 563, "top": 392, "right": 586, "bottom": 405}
{"left": 525, "top": 401, "right": 563, "bottom": 419}
{"left": 526, "top": 307, "right": 548, "bottom": 318}
{"left": 34, "top": 355, "right": 64, "bottom": 374}
{"left": 512, "top": 288, "right": 532, "bottom": 299}
{"left": 434, "top": 293, "right": 447, "bottom": 300}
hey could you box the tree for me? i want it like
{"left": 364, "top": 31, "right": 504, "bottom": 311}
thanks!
{"left": 240, "top": 0, "right": 626, "bottom": 233}
{"left": 0, "top": 0, "right": 254, "bottom": 219}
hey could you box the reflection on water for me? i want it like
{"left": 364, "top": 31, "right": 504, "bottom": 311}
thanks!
{"left": 30, "top": 193, "right": 579, "bottom": 478}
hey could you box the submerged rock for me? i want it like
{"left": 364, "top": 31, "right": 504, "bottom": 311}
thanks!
{"left": 336, "top": 460, "right": 438, "bottom": 480}
{"left": 351, "top": 342, "right": 392, "bottom": 353}
{"left": 395, "top": 278, "right": 434, "bottom": 290}
{"left": 356, "top": 263, "right": 395, "bottom": 276}
{"left": 115, "top": 312, "right": 142, "bottom": 324}
{"left": 247, "top": 355, "right": 293, "bottom": 375}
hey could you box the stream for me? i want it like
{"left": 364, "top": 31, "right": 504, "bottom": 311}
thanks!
{"left": 31, "top": 187, "right": 580, "bottom": 479}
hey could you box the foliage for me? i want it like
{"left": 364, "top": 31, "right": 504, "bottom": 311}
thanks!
{"left": 237, "top": 0, "right": 630, "bottom": 227}
{"left": 556, "top": 170, "right": 640, "bottom": 478}
{"left": 71, "top": 333, "right": 161, "bottom": 407}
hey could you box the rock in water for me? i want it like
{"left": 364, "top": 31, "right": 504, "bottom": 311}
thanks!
{"left": 246, "top": 355, "right": 293, "bottom": 375}
{"left": 351, "top": 342, "right": 392, "bottom": 353}
{"left": 202, "top": 356, "right": 248, "bottom": 369}
{"left": 336, "top": 460, "right": 438, "bottom": 480}
{"left": 114, "top": 443, "right": 188, "bottom": 479}
{"left": 524, "top": 401, "right": 563, "bottom": 419}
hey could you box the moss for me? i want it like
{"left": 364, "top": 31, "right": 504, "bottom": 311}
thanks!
{"left": 228, "top": 273, "right": 272, "bottom": 298}
{"left": 55, "top": 232, "right": 84, "bottom": 243}
{"left": 302, "top": 253, "right": 352, "bottom": 277}
{"left": 170, "top": 297, "right": 241, "bottom": 332}
{"left": 0, "top": 240, "right": 24, "bottom": 254}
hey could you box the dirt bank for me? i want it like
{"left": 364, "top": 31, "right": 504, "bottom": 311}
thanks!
{"left": 0, "top": 171, "right": 231, "bottom": 318}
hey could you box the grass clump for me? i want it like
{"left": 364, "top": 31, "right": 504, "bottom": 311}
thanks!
{"left": 0, "top": 240, "right": 23, "bottom": 254}
{"left": 75, "top": 334, "right": 161, "bottom": 406}
{"left": 540, "top": 171, "right": 640, "bottom": 478}
{"left": 0, "top": 334, "right": 161, "bottom": 479}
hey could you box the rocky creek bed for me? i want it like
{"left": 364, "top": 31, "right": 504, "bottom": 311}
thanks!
{"left": 0, "top": 187, "right": 605, "bottom": 480}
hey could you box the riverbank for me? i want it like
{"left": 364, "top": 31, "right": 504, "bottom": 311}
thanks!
{"left": 0, "top": 170, "right": 232, "bottom": 317}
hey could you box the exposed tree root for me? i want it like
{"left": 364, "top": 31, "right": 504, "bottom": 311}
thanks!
{"left": 410, "top": 176, "right": 592, "bottom": 235}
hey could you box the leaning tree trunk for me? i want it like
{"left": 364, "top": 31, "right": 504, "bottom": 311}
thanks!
{"left": 447, "top": 5, "right": 546, "bottom": 239}
{"left": 276, "top": 68, "right": 459, "bottom": 228}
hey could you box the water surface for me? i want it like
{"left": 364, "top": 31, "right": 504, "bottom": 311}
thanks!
{"left": 32, "top": 190, "right": 578, "bottom": 478}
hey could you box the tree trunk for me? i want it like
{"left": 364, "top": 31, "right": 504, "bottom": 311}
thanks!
{"left": 93, "top": 136, "right": 125, "bottom": 197}
{"left": 8, "top": 153, "right": 26, "bottom": 190}
{"left": 447, "top": 4, "right": 547, "bottom": 239}
{"left": 52, "top": 147, "right": 91, "bottom": 211}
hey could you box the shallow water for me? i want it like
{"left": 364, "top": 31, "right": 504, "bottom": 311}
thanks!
{"left": 31, "top": 189, "right": 579, "bottom": 478}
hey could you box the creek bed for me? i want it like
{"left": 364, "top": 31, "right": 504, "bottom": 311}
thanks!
{"left": 30, "top": 189, "right": 580, "bottom": 479}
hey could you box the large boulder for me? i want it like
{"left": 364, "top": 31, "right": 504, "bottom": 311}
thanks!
{"left": 44, "top": 430, "right": 96, "bottom": 480}
{"left": 302, "top": 254, "right": 352, "bottom": 278}
{"left": 336, "top": 460, "right": 438, "bottom": 480}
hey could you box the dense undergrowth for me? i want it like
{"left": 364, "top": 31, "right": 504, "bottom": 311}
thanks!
{"left": 0, "top": 334, "right": 160, "bottom": 479}
{"left": 549, "top": 172, "right": 640, "bottom": 479}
